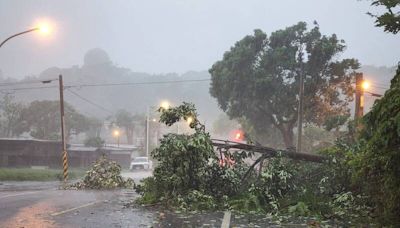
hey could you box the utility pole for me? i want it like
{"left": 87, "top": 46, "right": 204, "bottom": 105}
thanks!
{"left": 296, "top": 61, "right": 305, "bottom": 153}
{"left": 145, "top": 107, "right": 150, "bottom": 158}
{"left": 59, "top": 75, "right": 68, "bottom": 184}
{"left": 354, "top": 73, "right": 364, "bottom": 120}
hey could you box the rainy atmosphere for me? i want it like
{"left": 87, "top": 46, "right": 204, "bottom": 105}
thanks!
{"left": 0, "top": 0, "right": 399, "bottom": 227}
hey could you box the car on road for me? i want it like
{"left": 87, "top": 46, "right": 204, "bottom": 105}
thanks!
{"left": 130, "top": 157, "right": 152, "bottom": 170}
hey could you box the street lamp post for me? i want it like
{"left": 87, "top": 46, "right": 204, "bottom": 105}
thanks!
{"left": 146, "top": 101, "right": 170, "bottom": 158}
{"left": 113, "top": 130, "right": 120, "bottom": 147}
{"left": 0, "top": 24, "right": 50, "bottom": 48}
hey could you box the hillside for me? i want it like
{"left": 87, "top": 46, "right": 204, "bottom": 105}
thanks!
{"left": 0, "top": 49, "right": 222, "bottom": 127}
{"left": 0, "top": 49, "right": 397, "bottom": 131}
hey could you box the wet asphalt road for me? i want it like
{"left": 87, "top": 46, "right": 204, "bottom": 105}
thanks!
{"left": 0, "top": 170, "right": 312, "bottom": 227}
{"left": 0, "top": 171, "right": 230, "bottom": 228}
{"left": 0, "top": 171, "right": 155, "bottom": 228}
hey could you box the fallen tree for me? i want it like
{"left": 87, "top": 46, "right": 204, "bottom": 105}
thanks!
{"left": 134, "top": 103, "right": 372, "bottom": 226}
{"left": 212, "top": 139, "right": 326, "bottom": 163}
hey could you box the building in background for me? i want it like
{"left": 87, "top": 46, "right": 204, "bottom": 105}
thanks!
{"left": 0, "top": 138, "right": 140, "bottom": 169}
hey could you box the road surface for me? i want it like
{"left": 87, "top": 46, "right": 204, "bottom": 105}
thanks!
{"left": 0, "top": 170, "right": 155, "bottom": 228}
{"left": 0, "top": 170, "right": 303, "bottom": 227}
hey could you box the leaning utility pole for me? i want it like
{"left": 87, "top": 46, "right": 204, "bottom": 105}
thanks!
{"left": 145, "top": 107, "right": 150, "bottom": 158}
{"left": 59, "top": 75, "right": 68, "bottom": 184}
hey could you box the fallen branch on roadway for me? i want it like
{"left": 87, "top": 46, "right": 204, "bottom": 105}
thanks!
{"left": 211, "top": 139, "right": 326, "bottom": 163}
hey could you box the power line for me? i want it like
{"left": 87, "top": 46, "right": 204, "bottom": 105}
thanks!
{"left": 370, "top": 85, "right": 389, "bottom": 90}
{"left": 64, "top": 78, "right": 211, "bottom": 88}
{"left": 0, "top": 85, "right": 58, "bottom": 92}
{"left": 365, "top": 91, "right": 383, "bottom": 97}
{"left": 66, "top": 89, "right": 114, "bottom": 115}
{"left": 0, "top": 78, "right": 210, "bottom": 93}
{"left": 0, "top": 78, "right": 58, "bottom": 87}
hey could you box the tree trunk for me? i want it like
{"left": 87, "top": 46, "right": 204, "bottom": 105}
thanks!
{"left": 126, "top": 128, "right": 134, "bottom": 144}
{"left": 279, "top": 125, "right": 294, "bottom": 149}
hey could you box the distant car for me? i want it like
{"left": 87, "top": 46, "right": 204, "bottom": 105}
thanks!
{"left": 130, "top": 157, "right": 152, "bottom": 170}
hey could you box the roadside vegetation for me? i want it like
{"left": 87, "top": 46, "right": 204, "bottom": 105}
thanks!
{"left": 0, "top": 168, "right": 85, "bottom": 181}
{"left": 135, "top": 93, "right": 400, "bottom": 226}
{"left": 134, "top": 103, "right": 368, "bottom": 225}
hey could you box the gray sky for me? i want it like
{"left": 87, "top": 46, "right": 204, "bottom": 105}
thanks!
{"left": 0, "top": 0, "right": 399, "bottom": 79}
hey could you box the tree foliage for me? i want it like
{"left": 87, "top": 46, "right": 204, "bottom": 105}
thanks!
{"left": 0, "top": 97, "right": 101, "bottom": 141}
{"left": 134, "top": 103, "right": 372, "bottom": 225}
{"left": 143, "top": 103, "right": 216, "bottom": 201}
{"left": 22, "top": 100, "right": 90, "bottom": 140}
{"left": 368, "top": 0, "right": 400, "bottom": 34}
{"left": 209, "top": 22, "right": 359, "bottom": 148}
{"left": 84, "top": 136, "right": 105, "bottom": 148}
{"left": 68, "top": 155, "right": 134, "bottom": 189}
{"left": 353, "top": 65, "right": 400, "bottom": 225}
{"left": 0, "top": 95, "right": 26, "bottom": 137}
{"left": 114, "top": 110, "right": 135, "bottom": 144}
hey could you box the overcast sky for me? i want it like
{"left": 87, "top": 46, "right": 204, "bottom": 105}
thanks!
{"left": 0, "top": 0, "right": 399, "bottom": 79}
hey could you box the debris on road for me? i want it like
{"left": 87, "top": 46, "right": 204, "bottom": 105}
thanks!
{"left": 67, "top": 155, "right": 134, "bottom": 189}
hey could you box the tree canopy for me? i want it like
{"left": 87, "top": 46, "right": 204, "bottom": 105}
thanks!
{"left": 209, "top": 22, "right": 359, "bottom": 148}
{"left": 0, "top": 95, "right": 25, "bottom": 137}
{"left": 368, "top": 0, "right": 400, "bottom": 34}
{"left": 22, "top": 100, "right": 90, "bottom": 140}
{"left": 113, "top": 109, "right": 143, "bottom": 144}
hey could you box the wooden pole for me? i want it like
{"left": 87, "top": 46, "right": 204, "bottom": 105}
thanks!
{"left": 59, "top": 75, "right": 68, "bottom": 184}
{"left": 354, "top": 73, "right": 364, "bottom": 119}
{"left": 297, "top": 62, "right": 305, "bottom": 153}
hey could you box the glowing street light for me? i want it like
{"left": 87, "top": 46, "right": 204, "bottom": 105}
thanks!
{"left": 113, "top": 129, "right": 120, "bottom": 147}
{"left": 37, "top": 23, "right": 50, "bottom": 35}
{"left": 160, "top": 101, "right": 170, "bottom": 110}
{"left": 186, "top": 116, "right": 194, "bottom": 124}
{"left": 0, "top": 21, "right": 53, "bottom": 48}
{"left": 362, "top": 80, "right": 370, "bottom": 90}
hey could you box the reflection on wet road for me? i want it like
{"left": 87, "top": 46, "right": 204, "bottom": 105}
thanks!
{"left": 0, "top": 171, "right": 154, "bottom": 228}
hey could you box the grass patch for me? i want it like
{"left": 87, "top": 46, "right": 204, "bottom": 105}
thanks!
{"left": 0, "top": 168, "right": 85, "bottom": 181}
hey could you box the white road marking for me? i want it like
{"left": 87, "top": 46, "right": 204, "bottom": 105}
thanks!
{"left": 221, "top": 211, "right": 231, "bottom": 228}
{"left": 51, "top": 201, "right": 101, "bottom": 216}
{"left": 0, "top": 191, "right": 41, "bottom": 200}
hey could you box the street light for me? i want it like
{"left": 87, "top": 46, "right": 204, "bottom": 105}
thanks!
{"left": 113, "top": 129, "right": 120, "bottom": 147}
{"left": 0, "top": 23, "right": 51, "bottom": 48}
{"left": 362, "top": 80, "right": 370, "bottom": 90}
{"left": 160, "top": 101, "right": 170, "bottom": 110}
{"left": 186, "top": 116, "right": 193, "bottom": 124}
{"left": 146, "top": 100, "right": 171, "bottom": 158}
{"left": 355, "top": 75, "right": 385, "bottom": 118}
